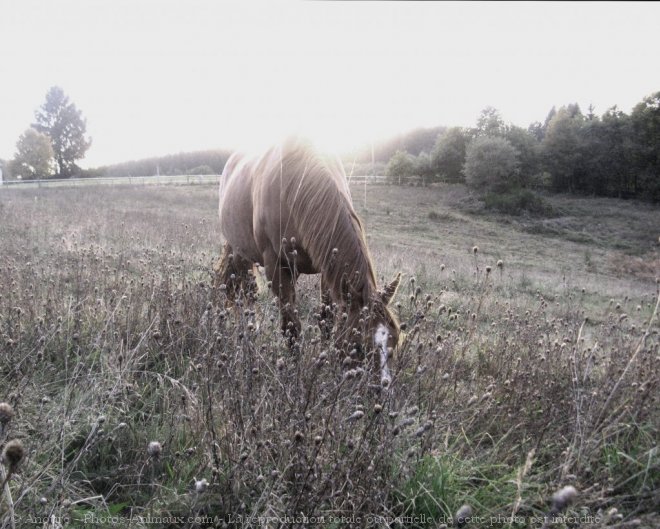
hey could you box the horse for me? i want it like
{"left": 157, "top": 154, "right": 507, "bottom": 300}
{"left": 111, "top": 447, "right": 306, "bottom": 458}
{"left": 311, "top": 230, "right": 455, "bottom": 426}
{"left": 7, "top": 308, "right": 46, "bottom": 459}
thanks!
{"left": 215, "top": 138, "right": 401, "bottom": 387}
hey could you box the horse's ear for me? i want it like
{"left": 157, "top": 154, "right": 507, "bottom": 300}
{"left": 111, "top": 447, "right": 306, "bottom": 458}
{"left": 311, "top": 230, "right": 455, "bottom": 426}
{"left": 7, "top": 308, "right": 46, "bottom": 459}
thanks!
{"left": 381, "top": 272, "right": 401, "bottom": 305}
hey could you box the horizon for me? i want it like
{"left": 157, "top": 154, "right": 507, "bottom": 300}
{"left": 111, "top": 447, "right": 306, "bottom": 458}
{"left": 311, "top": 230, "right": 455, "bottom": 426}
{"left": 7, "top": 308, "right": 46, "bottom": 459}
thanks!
{"left": 1, "top": 1, "right": 659, "bottom": 168}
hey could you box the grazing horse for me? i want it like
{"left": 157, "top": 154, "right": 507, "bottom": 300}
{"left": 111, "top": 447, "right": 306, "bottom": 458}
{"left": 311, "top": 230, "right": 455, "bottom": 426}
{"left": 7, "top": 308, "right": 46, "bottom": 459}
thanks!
{"left": 215, "top": 138, "right": 401, "bottom": 386}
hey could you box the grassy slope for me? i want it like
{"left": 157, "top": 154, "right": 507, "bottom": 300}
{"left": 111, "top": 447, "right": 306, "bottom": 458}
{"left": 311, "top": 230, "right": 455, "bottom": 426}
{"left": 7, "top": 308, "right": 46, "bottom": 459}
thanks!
{"left": 0, "top": 184, "right": 658, "bottom": 528}
{"left": 355, "top": 184, "right": 657, "bottom": 292}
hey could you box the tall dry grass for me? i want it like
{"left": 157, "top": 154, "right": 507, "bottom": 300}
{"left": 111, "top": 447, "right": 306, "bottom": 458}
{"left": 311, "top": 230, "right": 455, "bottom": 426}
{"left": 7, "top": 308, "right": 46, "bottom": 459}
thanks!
{"left": 0, "top": 185, "right": 657, "bottom": 528}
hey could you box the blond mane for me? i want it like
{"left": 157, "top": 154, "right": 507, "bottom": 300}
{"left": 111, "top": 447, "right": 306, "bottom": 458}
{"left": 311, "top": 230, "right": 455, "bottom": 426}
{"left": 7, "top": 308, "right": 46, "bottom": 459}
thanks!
{"left": 277, "top": 138, "right": 378, "bottom": 308}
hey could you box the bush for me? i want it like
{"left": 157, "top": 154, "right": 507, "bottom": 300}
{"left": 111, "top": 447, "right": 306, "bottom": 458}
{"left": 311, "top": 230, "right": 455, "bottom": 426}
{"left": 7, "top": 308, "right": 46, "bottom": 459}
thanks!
{"left": 386, "top": 150, "right": 416, "bottom": 184}
{"left": 464, "top": 136, "right": 519, "bottom": 191}
{"left": 483, "top": 188, "right": 553, "bottom": 216}
{"left": 431, "top": 127, "right": 468, "bottom": 183}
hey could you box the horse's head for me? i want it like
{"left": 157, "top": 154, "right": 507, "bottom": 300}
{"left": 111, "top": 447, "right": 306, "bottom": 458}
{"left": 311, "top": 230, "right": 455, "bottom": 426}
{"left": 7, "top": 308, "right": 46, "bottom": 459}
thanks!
{"left": 370, "top": 272, "right": 402, "bottom": 388}
{"left": 341, "top": 272, "right": 402, "bottom": 388}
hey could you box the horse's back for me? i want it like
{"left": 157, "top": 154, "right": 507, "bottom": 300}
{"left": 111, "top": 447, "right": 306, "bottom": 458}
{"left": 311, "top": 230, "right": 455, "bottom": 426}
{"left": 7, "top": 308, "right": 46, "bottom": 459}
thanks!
{"left": 219, "top": 139, "right": 353, "bottom": 269}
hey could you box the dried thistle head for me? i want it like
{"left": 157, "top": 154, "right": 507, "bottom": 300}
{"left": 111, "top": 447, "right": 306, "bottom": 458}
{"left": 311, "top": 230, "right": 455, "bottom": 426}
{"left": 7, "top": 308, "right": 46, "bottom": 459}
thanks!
{"left": 2, "top": 439, "right": 25, "bottom": 472}
{"left": 147, "top": 441, "right": 162, "bottom": 458}
{"left": 0, "top": 402, "right": 14, "bottom": 425}
{"left": 454, "top": 504, "right": 472, "bottom": 527}
{"left": 551, "top": 485, "right": 578, "bottom": 511}
{"left": 194, "top": 478, "right": 209, "bottom": 493}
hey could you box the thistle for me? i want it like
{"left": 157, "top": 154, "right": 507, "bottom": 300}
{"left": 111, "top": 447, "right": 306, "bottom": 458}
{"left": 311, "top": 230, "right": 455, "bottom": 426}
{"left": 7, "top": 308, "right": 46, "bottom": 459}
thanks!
{"left": 540, "top": 485, "right": 578, "bottom": 529}
{"left": 147, "top": 441, "right": 162, "bottom": 459}
{"left": 454, "top": 504, "right": 472, "bottom": 527}
{"left": 1, "top": 439, "right": 25, "bottom": 473}
{"left": 0, "top": 403, "right": 14, "bottom": 427}
{"left": 194, "top": 478, "right": 209, "bottom": 493}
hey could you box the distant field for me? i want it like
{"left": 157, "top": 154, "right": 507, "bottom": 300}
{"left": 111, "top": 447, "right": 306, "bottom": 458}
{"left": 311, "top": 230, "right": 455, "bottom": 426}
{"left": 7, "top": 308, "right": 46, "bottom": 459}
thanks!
{"left": 352, "top": 183, "right": 658, "bottom": 307}
{"left": 0, "top": 183, "right": 657, "bottom": 528}
{"left": 3, "top": 181, "right": 655, "bottom": 303}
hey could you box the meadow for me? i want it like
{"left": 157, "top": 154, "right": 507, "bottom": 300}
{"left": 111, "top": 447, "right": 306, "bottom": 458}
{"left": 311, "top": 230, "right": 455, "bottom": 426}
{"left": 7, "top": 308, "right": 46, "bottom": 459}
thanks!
{"left": 0, "top": 183, "right": 657, "bottom": 528}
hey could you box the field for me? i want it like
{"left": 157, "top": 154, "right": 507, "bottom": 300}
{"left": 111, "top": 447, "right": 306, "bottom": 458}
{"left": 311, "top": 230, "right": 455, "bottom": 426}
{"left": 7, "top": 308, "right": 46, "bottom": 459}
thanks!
{"left": 0, "top": 183, "right": 658, "bottom": 528}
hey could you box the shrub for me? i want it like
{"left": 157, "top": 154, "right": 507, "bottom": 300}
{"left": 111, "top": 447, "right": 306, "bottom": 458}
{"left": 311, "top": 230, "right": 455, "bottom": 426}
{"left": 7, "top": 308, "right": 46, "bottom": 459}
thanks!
{"left": 431, "top": 127, "right": 469, "bottom": 183}
{"left": 483, "top": 188, "right": 554, "bottom": 216}
{"left": 464, "top": 136, "right": 520, "bottom": 191}
{"left": 386, "top": 150, "right": 416, "bottom": 184}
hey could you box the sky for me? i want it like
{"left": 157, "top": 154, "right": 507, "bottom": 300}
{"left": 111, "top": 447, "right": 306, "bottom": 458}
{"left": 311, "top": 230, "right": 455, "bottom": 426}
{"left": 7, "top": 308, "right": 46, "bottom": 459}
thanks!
{"left": 1, "top": 1, "right": 659, "bottom": 168}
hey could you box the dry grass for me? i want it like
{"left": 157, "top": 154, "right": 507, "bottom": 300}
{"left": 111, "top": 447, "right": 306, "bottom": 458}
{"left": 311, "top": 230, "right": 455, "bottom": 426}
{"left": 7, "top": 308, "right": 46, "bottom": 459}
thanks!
{"left": 0, "top": 184, "right": 658, "bottom": 528}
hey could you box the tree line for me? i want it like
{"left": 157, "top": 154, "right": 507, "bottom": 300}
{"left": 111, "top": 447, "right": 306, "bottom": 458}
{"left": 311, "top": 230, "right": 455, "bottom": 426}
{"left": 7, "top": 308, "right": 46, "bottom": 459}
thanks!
{"left": 385, "top": 92, "right": 660, "bottom": 201}
{"left": 2, "top": 87, "right": 658, "bottom": 202}
{"left": 87, "top": 150, "right": 231, "bottom": 178}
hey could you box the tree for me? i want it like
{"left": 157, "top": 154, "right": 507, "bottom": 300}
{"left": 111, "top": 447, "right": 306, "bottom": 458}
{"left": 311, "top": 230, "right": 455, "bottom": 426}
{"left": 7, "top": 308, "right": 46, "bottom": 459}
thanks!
{"left": 586, "top": 104, "right": 597, "bottom": 121}
{"left": 504, "top": 125, "right": 540, "bottom": 187}
{"left": 431, "top": 127, "right": 468, "bottom": 182}
{"left": 581, "top": 108, "right": 634, "bottom": 196}
{"left": 386, "top": 150, "right": 416, "bottom": 184}
{"left": 33, "top": 86, "right": 91, "bottom": 177}
{"left": 566, "top": 103, "right": 583, "bottom": 119}
{"left": 9, "top": 128, "right": 55, "bottom": 179}
{"left": 414, "top": 151, "right": 434, "bottom": 184}
{"left": 543, "top": 106, "right": 557, "bottom": 129}
{"left": 541, "top": 106, "right": 585, "bottom": 192}
{"left": 630, "top": 91, "right": 660, "bottom": 200}
{"left": 474, "top": 107, "right": 506, "bottom": 137}
{"left": 463, "top": 136, "right": 519, "bottom": 191}
{"left": 528, "top": 121, "right": 545, "bottom": 142}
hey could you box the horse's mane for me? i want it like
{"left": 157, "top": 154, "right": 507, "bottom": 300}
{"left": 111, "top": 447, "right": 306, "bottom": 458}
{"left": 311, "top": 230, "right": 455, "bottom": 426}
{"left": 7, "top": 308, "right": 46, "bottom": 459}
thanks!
{"left": 276, "top": 138, "right": 378, "bottom": 307}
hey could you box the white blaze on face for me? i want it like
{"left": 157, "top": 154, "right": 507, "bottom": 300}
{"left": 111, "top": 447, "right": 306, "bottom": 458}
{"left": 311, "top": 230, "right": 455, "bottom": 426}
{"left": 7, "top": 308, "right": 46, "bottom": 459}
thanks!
{"left": 374, "top": 323, "right": 391, "bottom": 387}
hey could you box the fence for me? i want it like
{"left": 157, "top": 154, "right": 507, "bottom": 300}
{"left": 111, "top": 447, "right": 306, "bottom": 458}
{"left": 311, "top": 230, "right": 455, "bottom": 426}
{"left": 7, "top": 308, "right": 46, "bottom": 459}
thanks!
{"left": 0, "top": 174, "right": 386, "bottom": 190}
{"left": 0, "top": 174, "right": 220, "bottom": 189}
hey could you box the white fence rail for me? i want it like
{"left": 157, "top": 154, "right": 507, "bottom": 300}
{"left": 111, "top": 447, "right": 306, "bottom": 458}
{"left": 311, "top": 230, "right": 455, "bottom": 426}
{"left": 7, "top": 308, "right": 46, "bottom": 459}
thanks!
{"left": 0, "top": 174, "right": 220, "bottom": 189}
{"left": 0, "top": 174, "right": 386, "bottom": 190}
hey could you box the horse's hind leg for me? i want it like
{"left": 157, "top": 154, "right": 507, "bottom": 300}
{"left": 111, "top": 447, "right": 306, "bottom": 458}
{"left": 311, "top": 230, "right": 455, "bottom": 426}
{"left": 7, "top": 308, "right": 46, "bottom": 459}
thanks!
{"left": 263, "top": 250, "right": 301, "bottom": 344}
{"left": 213, "top": 242, "right": 256, "bottom": 304}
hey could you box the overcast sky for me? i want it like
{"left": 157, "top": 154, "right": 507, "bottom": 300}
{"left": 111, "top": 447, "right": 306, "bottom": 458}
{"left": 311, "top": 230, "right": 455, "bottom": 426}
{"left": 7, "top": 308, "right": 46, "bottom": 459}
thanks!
{"left": 1, "top": 1, "right": 659, "bottom": 167}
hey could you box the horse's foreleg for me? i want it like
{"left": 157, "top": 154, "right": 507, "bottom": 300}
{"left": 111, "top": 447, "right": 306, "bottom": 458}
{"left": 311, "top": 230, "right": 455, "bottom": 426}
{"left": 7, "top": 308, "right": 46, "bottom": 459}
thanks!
{"left": 213, "top": 242, "right": 257, "bottom": 304}
{"left": 264, "top": 251, "right": 301, "bottom": 343}
{"left": 319, "top": 275, "right": 334, "bottom": 339}
{"left": 213, "top": 242, "right": 233, "bottom": 302}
